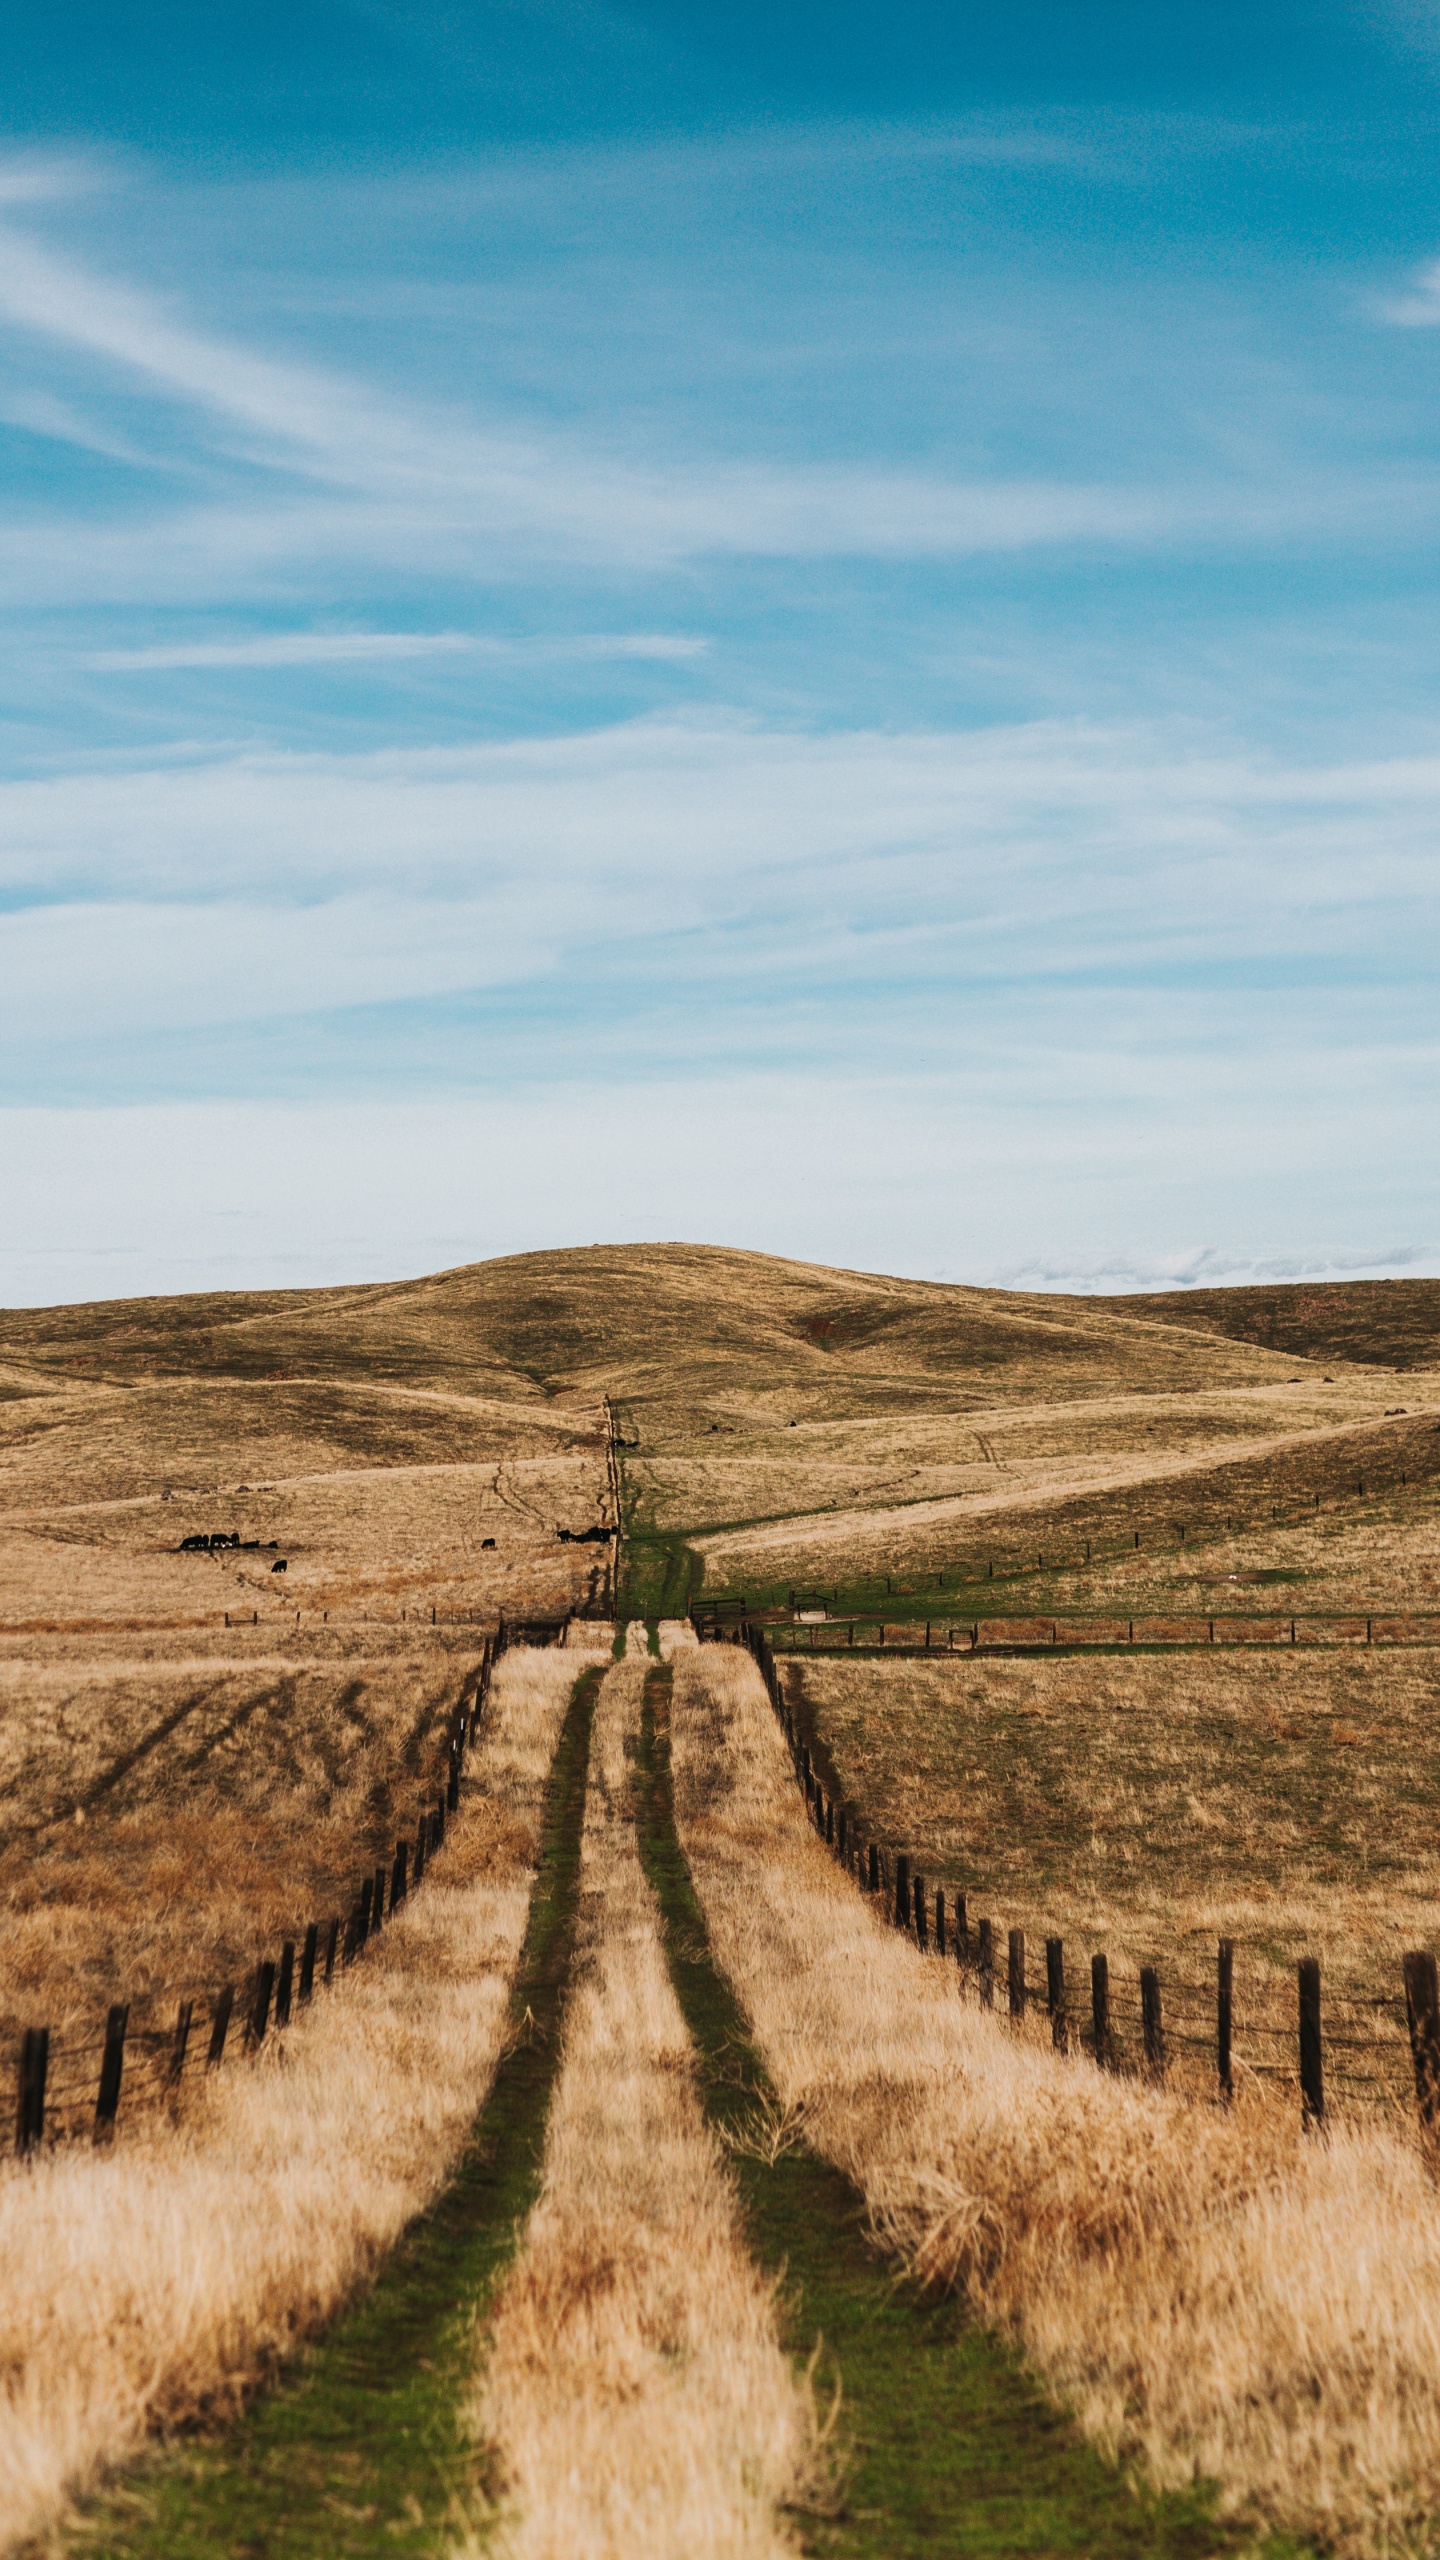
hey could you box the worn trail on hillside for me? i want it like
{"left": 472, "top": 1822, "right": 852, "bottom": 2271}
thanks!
{"left": 69, "top": 1665, "right": 602, "bottom": 2560}
{"left": 634, "top": 1655, "right": 1265, "bottom": 2560}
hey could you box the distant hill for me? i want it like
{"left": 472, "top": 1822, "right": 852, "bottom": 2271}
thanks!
{"left": 1084, "top": 1279, "right": 1440, "bottom": 1373}
{"left": 0, "top": 1242, "right": 1308, "bottom": 1422}
{"left": 3, "top": 1244, "right": 1436, "bottom": 1619}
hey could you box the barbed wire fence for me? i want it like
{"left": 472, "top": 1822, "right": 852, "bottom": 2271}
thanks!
{"left": 4, "top": 1617, "right": 560, "bottom": 2159}
{"left": 700, "top": 1619, "right": 1440, "bottom": 2145}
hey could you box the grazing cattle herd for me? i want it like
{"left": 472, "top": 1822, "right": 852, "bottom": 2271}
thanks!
{"left": 175, "top": 1533, "right": 280, "bottom": 1553}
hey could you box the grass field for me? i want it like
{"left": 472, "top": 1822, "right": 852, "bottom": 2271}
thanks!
{"left": 0, "top": 1645, "right": 600, "bottom": 2557}
{"left": 673, "top": 1638, "right": 1440, "bottom": 2557}
{"left": 0, "top": 1627, "right": 506, "bottom": 2048}
{"left": 0, "top": 1266, "right": 616, "bottom": 2080}
{"left": 783, "top": 1642, "right": 1436, "bottom": 2110}
{"left": 5, "top": 1247, "right": 1440, "bottom": 2555}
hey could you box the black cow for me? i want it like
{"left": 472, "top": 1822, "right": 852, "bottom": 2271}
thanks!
{"left": 271, "top": 1558, "right": 288, "bottom": 1574}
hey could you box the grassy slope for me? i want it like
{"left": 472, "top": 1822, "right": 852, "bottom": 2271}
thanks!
{"left": 12, "top": 1244, "right": 1435, "bottom": 1620}
{"left": 1084, "top": 1280, "right": 1440, "bottom": 1373}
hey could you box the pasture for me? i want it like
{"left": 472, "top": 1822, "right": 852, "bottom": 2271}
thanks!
{"left": 4, "top": 1247, "right": 1440, "bottom": 2557}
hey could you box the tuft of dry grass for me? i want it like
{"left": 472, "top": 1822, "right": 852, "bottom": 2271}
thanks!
{"left": 468, "top": 1655, "right": 816, "bottom": 2560}
{"left": 671, "top": 1640, "right": 1440, "bottom": 2556}
{"left": 0, "top": 1643, "right": 600, "bottom": 2559}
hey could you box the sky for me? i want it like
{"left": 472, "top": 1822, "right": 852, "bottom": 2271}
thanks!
{"left": 2, "top": 2, "right": 1439, "bottom": 1305}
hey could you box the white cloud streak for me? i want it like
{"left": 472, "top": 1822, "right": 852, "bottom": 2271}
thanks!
{"left": 84, "top": 629, "right": 707, "bottom": 670}
{"left": 0, "top": 201, "right": 1370, "bottom": 583}
{"left": 0, "top": 713, "right": 1436, "bottom": 1054}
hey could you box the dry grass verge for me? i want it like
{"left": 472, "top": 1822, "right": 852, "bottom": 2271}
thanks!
{"left": 469, "top": 1654, "right": 815, "bottom": 2559}
{"left": 788, "top": 1644, "right": 1440, "bottom": 2111}
{"left": 671, "top": 1641, "right": 1440, "bottom": 2556}
{"left": 0, "top": 1633, "right": 483, "bottom": 2049}
{"left": 0, "top": 1643, "right": 601, "bottom": 2557}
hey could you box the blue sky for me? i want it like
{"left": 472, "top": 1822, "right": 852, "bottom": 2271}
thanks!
{"left": 2, "top": 2, "right": 1439, "bottom": 1302}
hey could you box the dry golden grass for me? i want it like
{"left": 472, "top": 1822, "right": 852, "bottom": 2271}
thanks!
{"left": 0, "top": 1629, "right": 487, "bottom": 2052}
{"left": 682, "top": 1379, "right": 1440, "bottom": 1599}
{"left": 9, "top": 1246, "right": 1440, "bottom": 2541}
{"left": 789, "top": 1643, "right": 1440, "bottom": 2112}
{"left": 1028, "top": 1469, "right": 1440, "bottom": 1616}
{"left": 0, "top": 1643, "right": 603, "bottom": 2558}
{"left": 0, "top": 1378, "right": 609, "bottom": 1637}
{"left": 0, "top": 1282, "right": 613, "bottom": 2070}
{"left": 469, "top": 1653, "right": 815, "bottom": 2560}
{"left": 671, "top": 1640, "right": 1440, "bottom": 2555}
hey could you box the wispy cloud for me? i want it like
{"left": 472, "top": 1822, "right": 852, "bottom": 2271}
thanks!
{"left": 0, "top": 190, "right": 1336, "bottom": 583}
{"left": 85, "top": 629, "right": 706, "bottom": 670}
{"left": 1375, "top": 256, "right": 1440, "bottom": 325}
{"left": 2, "top": 713, "right": 1436, "bottom": 1050}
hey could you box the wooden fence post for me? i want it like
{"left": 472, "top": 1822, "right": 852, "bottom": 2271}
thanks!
{"left": 914, "top": 1877, "right": 928, "bottom": 1950}
{"left": 1141, "top": 1966, "right": 1165, "bottom": 2078}
{"left": 248, "top": 1961, "right": 276, "bottom": 2049}
{"left": 299, "top": 1923, "right": 319, "bottom": 2003}
{"left": 167, "top": 1998, "right": 194, "bottom": 2087}
{"left": 323, "top": 1917, "right": 340, "bottom": 1984}
{"left": 1008, "top": 1928, "right": 1026, "bottom": 2020}
{"left": 1045, "top": 1937, "right": 1067, "bottom": 2049}
{"left": 867, "top": 1841, "right": 879, "bottom": 1894}
{"left": 17, "top": 2027, "right": 49, "bottom": 2152}
{"left": 1091, "top": 1953, "right": 1111, "bottom": 2066}
{"left": 356, "top": 1876, "right": 374, "bottom": 1947}
{"left": 206, "top": 1985, "right": 235, "bottom": 2069}
{"left": 935, "top": 1889, "right": 946, "bottom": 1959}
{"left": 275, "top": 1940, "right": 295, "bottom": 2029}
{"left": 954, "top": 1893, "right": 969, "bottom": 1966}
{"left": 95, "top": 2001, "right": 130, "bottom": 2130}
{"left": 391, "top": 1840, "right": 408, "bottom": 1911}
{"left": 977, "top": 1918, "right": 994, "bottom": 2007}
{"left": 1299, "top": 1957, "right": 1324, "bottom": 2128}
{"left": 1404, "top": 1950, "right": 1440, "bottom": 2133}
{"left": 895, "top": 1855, "right": 910, "bottom": 1930}
{"left": 372, "top": 1865, "right": 387, "bottom": 1928}
{"left": 1217, "top": 1938, "right": 1234, "bottom": 2102}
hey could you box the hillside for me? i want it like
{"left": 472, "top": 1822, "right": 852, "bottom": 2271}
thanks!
{"left": 4, "top": 1243, "right": 1436, "bottom": 1625}
{"left": 1085, "top": 1277, "right": 1440, "bottom": 1372}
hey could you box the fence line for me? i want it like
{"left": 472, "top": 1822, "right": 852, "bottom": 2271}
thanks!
{"left": 690, "top": 1417, "right": 1440, "bottom": 1622}
{"left": 5, "top": 1627, "right": 516, "bottom": 2159}
{"left": 702, "top": 1619, "right": 1440, "bottom": 2142}
{"left": 756, "top": 1609, "right": 1440, "bottom": 1657}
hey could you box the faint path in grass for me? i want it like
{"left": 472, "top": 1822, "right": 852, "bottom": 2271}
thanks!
{"left": 68, "top": 1665, "right": 603, "bottom": 2560}
{"left": 616, "top": 1526, "right": 700, "bottom": 1621}
{"left": 634, "top": 1661, "right": 1307, "bottom": 2560}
